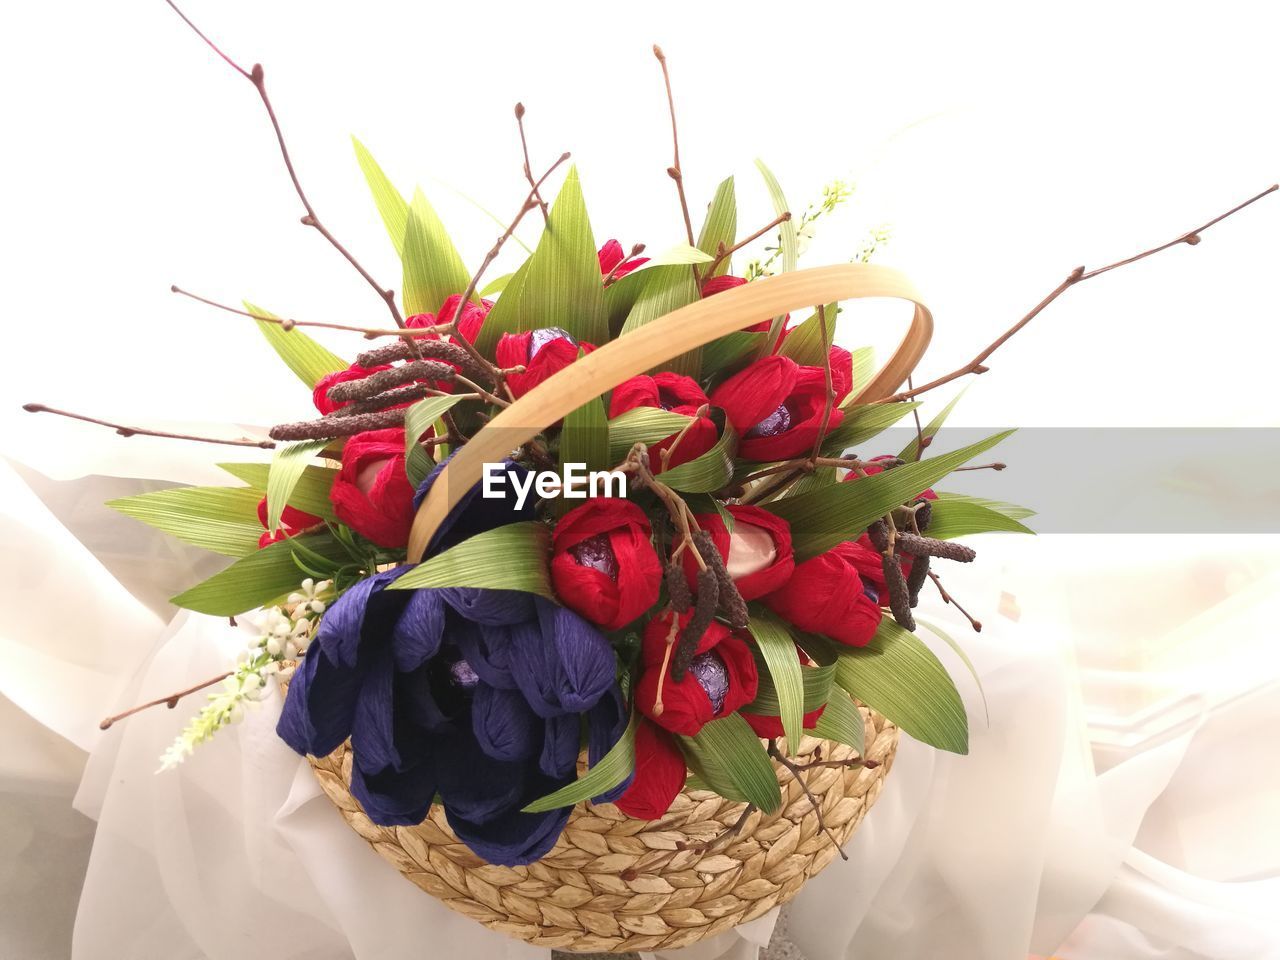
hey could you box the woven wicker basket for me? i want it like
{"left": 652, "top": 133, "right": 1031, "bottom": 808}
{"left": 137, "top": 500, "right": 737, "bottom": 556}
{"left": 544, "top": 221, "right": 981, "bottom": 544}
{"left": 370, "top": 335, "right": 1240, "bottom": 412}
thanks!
{"left": 301, "top": 264, "right": 930, "bottom": 951}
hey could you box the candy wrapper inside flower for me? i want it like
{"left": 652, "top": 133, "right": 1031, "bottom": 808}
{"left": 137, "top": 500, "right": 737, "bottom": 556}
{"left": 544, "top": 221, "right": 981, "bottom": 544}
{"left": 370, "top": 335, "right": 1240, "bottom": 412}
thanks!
{"left": 634, "top": 612, "right": 758, "bottom": 737}
{"left": 763, "top": 541, "right": 882, "bottom": 647}
{"left": 608, "top": 372, "right": 719, "bottom": 471}
{"left": 278, "top": 464, "right": 628, "bottom": 866}
{"left": 496, "top": 328, "right": 597, "bottom": 398}
{"left": 550, "top": 498, "right": 663, "bottom": 631}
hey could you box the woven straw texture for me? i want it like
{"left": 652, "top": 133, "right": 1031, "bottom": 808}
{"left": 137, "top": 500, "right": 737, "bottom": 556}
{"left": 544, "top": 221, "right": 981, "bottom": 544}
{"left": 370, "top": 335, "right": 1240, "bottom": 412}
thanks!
{"left": 306, "top": 707, "right": 898, "bottom": 953}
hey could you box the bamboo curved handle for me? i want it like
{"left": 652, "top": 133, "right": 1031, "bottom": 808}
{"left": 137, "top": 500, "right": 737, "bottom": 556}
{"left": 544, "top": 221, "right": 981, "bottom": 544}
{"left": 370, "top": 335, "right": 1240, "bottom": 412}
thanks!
{"left": 408, "top": 263, "right": 932, "bottom": 561}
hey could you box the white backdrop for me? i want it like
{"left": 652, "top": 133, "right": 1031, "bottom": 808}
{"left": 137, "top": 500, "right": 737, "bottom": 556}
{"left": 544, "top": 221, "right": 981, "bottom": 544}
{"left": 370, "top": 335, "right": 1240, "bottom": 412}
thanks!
{"left": 2, "top": 1, "right": 1279, "bottom": 958}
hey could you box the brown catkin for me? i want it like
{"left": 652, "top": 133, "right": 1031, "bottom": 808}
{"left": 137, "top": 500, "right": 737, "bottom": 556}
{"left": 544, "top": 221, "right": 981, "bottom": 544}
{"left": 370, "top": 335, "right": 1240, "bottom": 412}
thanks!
{"left": 270, "top": 408, "right": 406, "bottom": 441}
{"left": 882, "top": 554, "right": 916, "bottom": 631}
{"left": 326, "top": 360, "right": 456, "bottom": 403}
{"left": 913, "top": 498, "right": 934, "bottom": 532}
{"left": 905, "top": 554, "right": 930, "bottom": 608}
{"left": 672, "top": 564, "right": 719, "bottom": 681}
{"left": 867, "top": 520, "right": 889, "bottom": 553}
{"left": 894, "top": 533, "right": 977, "bottom": 563}
{"left": 356, "top": 337, "right": 483, "bottom": 379}
{"left": 694, "top": 529, "right": 748, "bottom": 629}
{"left": 665, "top": 562, "right": 693, "bottom": 613}
{"left": 328, "top": 383, "right": 433, "bottom": 417}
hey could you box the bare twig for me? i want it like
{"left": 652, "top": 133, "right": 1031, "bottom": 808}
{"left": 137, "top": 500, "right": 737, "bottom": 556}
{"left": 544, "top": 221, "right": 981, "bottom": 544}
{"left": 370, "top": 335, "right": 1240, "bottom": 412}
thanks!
{"left": 889, "top": 184, "right": 1279, "bottom": 402}
{"left": 928, "top": 571, "right": 983, "bottom": 633}
{"left": 652, "top": 45, "right": 699, "bottom": 284}
{"left": 163, "top": 0, "right": 407, "bottom": 328}
{"left": 22, "top": 403, "right": 274, "bottom": 449}
{"left": 99, "top": 672, "right": 233, "bottom": 730}
{"left": 673, "top": 803, "right": 757, "bottom": 853}
{"left": 703, "top": 212, "right": 793, "bottom": 280}
{"left": 514, "top": 103, "right": 549, "bottom": 222}
{"left": 768, "top": 740, "right": 848, "bottom": 861}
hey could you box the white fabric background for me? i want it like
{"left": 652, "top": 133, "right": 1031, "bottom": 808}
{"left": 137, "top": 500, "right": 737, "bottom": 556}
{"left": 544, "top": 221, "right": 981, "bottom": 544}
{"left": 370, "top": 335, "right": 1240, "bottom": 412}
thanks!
{"left": 4, "top": 0, "right": 1280, "bottom": 956}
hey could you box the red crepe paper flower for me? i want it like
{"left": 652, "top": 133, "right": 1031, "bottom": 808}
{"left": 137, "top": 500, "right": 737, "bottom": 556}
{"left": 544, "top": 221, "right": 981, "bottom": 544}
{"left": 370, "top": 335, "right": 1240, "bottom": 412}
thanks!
{"left": 763, "top": 546, "right": 883, "bottom": 647}
{"left": 701, "top": 274, "right": 776, "bottom": 335}
{"left": 255, "top": 497, "right": 321, "bottom": 549}
{"left": 681, "top": 504, "right": 794, "bottom": 601}
{"left": 407, "top": 294, "right": 494, "bottom": 345}
{"left": 598, "top": 239, "right": 649, "bottom": 280}
{"left": 709, "top": 353, "right": 852, "bottom": 461}
{"left": 550, "top": 499, "right": 662, "bottom": 631}
{"left": 613, "top": 718, "right": 686, "bottom": 820}
{"left": 329, "top": 428, "right": 416, "bottom": 549}
{"left": 608, "top": 372, "right": 717, "bottom": 472}
{"left": 495, "top": 328, "right": 597, "bottom": 398}
{"left": 634, "top": 612, "right": 759, "bottom": 736}
{"left": 313, "top": 364, "right": 392, "bottom": 416}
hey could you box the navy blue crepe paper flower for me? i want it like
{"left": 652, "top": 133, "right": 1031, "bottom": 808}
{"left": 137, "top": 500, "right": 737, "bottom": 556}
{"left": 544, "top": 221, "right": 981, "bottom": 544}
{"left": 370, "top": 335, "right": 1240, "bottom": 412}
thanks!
{"left": 277, "top": 458, "right": 631, "bottom": 866}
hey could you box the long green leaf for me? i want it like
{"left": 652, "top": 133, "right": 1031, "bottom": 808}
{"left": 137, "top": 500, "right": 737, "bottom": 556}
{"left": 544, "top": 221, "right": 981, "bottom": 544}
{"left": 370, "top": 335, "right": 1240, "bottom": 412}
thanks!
{"left": 171, "top": 533, "right": 349, "bottom": 615}
{"left": 833, "top": 618, "right": 969, "bottom": 754}
{"left": 767, "top": 430, "right": 1015, "bottom": 558}
{"left": 402, "top": 187, "right": 471, "bottom": 317}
{"left": 479, "top": 272, "right": 514, "bottom": 297}
{"left": 657, "top": 413, "right": 737, "bottom": 493}
{"left": 509, "top": 166, "right": 608, "bottom": 346}
{"left": 523, "top": 712, "right": 637, "bottom": 812}
{"left": 820, "top": 402, "right": 921, "bottom": 456}
{"left": 108, "top": 486, "right": 265, "bottom": 557}
{"left": 850, "top": 347, "right": 875, "bottom": 395}
{"left": 777, "top": 303, "right": 837, "bottom": 367}
{"left": 696, "top": 176, "right": 737, "bottom": 276}
{"left": 352, "top": 137, "right": 409, "bottom": 256}
{"left": 560, "top": 364, "right": 609, "bottom": 476}
{"left": 388, "top": 521, "right": 553, "bottom": 597}
{"left": 898, "top": 387, "right": 968, "bottom": 461}
{"left": 917, "top": 616, "right": 989, "bottom": 725}
{"left": 926, "top": 497, "right": 1035, "bottom": 539}
{"left": 619, "top": 265, "right": 702, "bottom": 376}
{"left": 701, "top": 331, "right": 767, "bottom": 379}
{"left": 678, "top": 713, "right": 781, "bottom": 813}
{"left": 811, "top": 689, "right": 865, "bottom": 756}
{"left": 218, "top": 462, "right": 338, "bottom": 521}
{"left": 745, "top": 661, "right": 834, "bottom": 716}
{"left": 754, "top": 159, "right": 798, "bottom": 351}
{"left": 606, "top": 408, "right": 691, "bottom": 463}
{"left": 475, "top": 256, "right": 533, "bottom": 357}
{"left": 267, "top": 440, "right": 329, "bottom": 532}
{"left": 647, "top": 244, "right": 714, "bottom": 265}
{"left": 403, "top": 395, "right": 465, "bottom": 487}
{"left": 747, "top": 610, "right": 805, "bottom": 752}
{"left": 932, "top": 491, "right": 1036, "bottom": 521}
{"left": 244, "top": 301, "right": 347, "bottom": 389}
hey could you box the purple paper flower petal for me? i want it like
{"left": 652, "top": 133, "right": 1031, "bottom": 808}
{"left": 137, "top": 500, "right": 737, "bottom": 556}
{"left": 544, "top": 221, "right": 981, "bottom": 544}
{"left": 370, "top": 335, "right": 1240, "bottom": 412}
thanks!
{"left": 511, "top": 599, "right": 616, "bottom": 715}
{"left": 433, "top": 724, "right": 526, "bottom": 826}
{"left": 443, "top": 781, "right": 573, "bottom": 867}
{"left": 350, "top": 758, "right": 437, "bottom": 827}
{"left": 276, "top": 646, "right": 362, "bottom": 758}
{"left": 452, "top": 621, "right": 519, "bottom": 691}
{"left": 442, "top": 587, "right": 535, "bottom": 626}
{"left": 414, "top": 456, "right": 536, "bottom": 556}
{"left": 350, "top": 646, "right": 398, "bottom": 772}
{"left": 316, "top": 568, "right": 404, "bottom": 668}
{"left": 586, "top": 684, "right": 633, "bottom": 804}
{"left": 472, "top": 684, "right": 541, "bottom": 763}
{"left": 391, "top": 588, "right": 445, "bottom": 672}
{"left": 540, "top": 713, "right": 581, "bottom": 779}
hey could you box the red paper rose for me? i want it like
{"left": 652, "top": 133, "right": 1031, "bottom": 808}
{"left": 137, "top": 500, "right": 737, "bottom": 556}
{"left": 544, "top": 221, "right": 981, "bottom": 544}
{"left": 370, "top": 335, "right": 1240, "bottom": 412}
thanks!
{"left": 329, "top": 428, "right": 416, "bottom": 549}
{"left": 255, "top": 497, "right": 321, "bottom": 549}
{"left": 709, "top": 351, "right": 854, "bottom": 461}
{"left": 407, "top": 293, "right": 493, "bottom": 345}
{"left": 763, "top": 546, "right": 882, "bottom": 647}
{"left": 613, "top": 718, "right": 686, "bottom": 820}
{"left": 550, "top": 499, "right": 662, "bottom": 631}
{"left": 681, "top": 505, "right": 794, "bottom": 601}
{"left": 634, "top": 612, "right": 759, "bottom": 736}
{"left": 608, "top": 372, "right": 717, "bottom": 472}
{"left": 312, "top": 363, "right": 392, "bottom": 416}
{"left": 598, "top": 239, "right": 649, "bottom": 280}
{"left": 495, "top": 328, "right": 597, "bottom": 398}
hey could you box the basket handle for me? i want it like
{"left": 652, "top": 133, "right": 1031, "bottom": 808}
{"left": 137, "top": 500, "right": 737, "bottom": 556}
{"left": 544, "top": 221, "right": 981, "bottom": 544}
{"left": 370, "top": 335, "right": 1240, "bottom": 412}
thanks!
{"left": 407, "top": 262, "right": 932, "bottom": 561}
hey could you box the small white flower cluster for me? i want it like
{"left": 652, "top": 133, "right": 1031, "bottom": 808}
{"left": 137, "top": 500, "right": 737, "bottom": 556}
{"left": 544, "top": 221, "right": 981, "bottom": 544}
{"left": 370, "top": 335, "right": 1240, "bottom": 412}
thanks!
{"left": 158, "top": 579, "right": 333, "bottom": 772}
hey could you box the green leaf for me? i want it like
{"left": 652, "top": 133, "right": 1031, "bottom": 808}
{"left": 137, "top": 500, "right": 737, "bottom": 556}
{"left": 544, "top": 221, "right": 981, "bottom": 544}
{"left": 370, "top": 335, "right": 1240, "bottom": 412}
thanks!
{"left": 218, "top": 462, "right": 338, "bottom": 521}
{"left": 747, "top": 610, "right": 806, "bottom": 752}
{"left": 403, "top": 395, "right": 465, "bottom": 487}
{"left": 402, "top": 187, "right": 472, "bottom": 317}
{"left": 388, "top": 521, "right": 553, "bottom": 597}
{"left": 678, "top": 713, "right": 781, "bottom": 813}
{"left": 266, "top": 439, "right": 330, "bottom": 532}
{"left": 926, "top": 497, "right": 1035, "bottom": 539}
{"left": 754, "top": 159, "right": 798, "bottom": 273}
{"left": 647, "top": 243, "right": 715, "bottom": 265}
{"left": 898, "top": 386, "right": 968, "bottom": 461}
{"left": 833, "top": 618, "right": 969, "bottom": 754}
{"left": 619, "top": 265, "right": 702, "bottom": 376}
{"left": 508, "top": 166, "right": 608, "bottom": 347}
{"left": 523, "top": 712, "right": 637, "bottom": 812}
{"left": 479, "top": 272, "right": 514, "bottom": 297}
{"left": 745, "top": 660, "right": 834, "bottom": 716}
{"left": 811, "top": 689, "right": 866, "bottom": 756}
{"left": 767, "top": 430, "right": 1016, "bottom": 558}
{"left": 475, "top": 256, "right": 533, "bottom": 357}
{"left": 701, "top": 331, "right": 768, "bottom": 380}
{"left": 696, "top": 176, "right": 737, "bottom": 277}
{"left": 244, "top": 301, "right": 347, "bottom": 389}
{"left": 352, "top": 137, "right": 409, "bottom": 257}
{"left": 820, "top": 402, "right": 921, "bottom": 456}
{"left": 917, "top": 617, "right": 989, "bottom": 725}
{"left": 658, "top": 411, "right": 737, "bottom": 493}
{"left": 850, "top": 347, "right": 875, "bottom": 395}
{"left": 932, "top": 491, "right": 1036, "bottom": 521}
{"left": 560, "top": 365, "right": 610, "bottom": 476}
{"left": 776, "top": 303, "right": 837, "bottom": 367}
{"left": 606, "top": 408, "right": 691, "bottom": 463}
{"left": 108, "top": 486, "right": 266, "bottom": 557}
{"left": 171, "top": 533, "right": 350, "bottom": 615}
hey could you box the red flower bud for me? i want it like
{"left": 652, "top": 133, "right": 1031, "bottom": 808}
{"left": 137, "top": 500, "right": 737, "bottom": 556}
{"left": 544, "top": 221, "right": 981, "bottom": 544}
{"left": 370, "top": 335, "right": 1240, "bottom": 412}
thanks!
{"left": 255, "top": 497, "right": 321, "bottom": 549}
{"left": 550, "top": 499, "right": 662, "bottom": 631}
{"left": 598, "top": 239, "right": 649, "bottom": 279}
{"left": 613, "top": 718, "right": 686, "bottom": 820}
{"left": 709, "top": 356, "right": 851, "bottom": 460}
{"left": 496, "top": 329, "right": 596, "bottom": 398}
{"left": 608, "top": 372, "right": 708, "bottom": 418}
{"left": 763, "top": 546, "right": 882, "bottom": 647}
{"left": 634, "top": 612, "right": 758, "bottom": 736}
{"left": 329, "top": 428, "right": 416, "bottom": 548}
{"left": 681, "top": 505, "right": 794, "bottom": 601}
